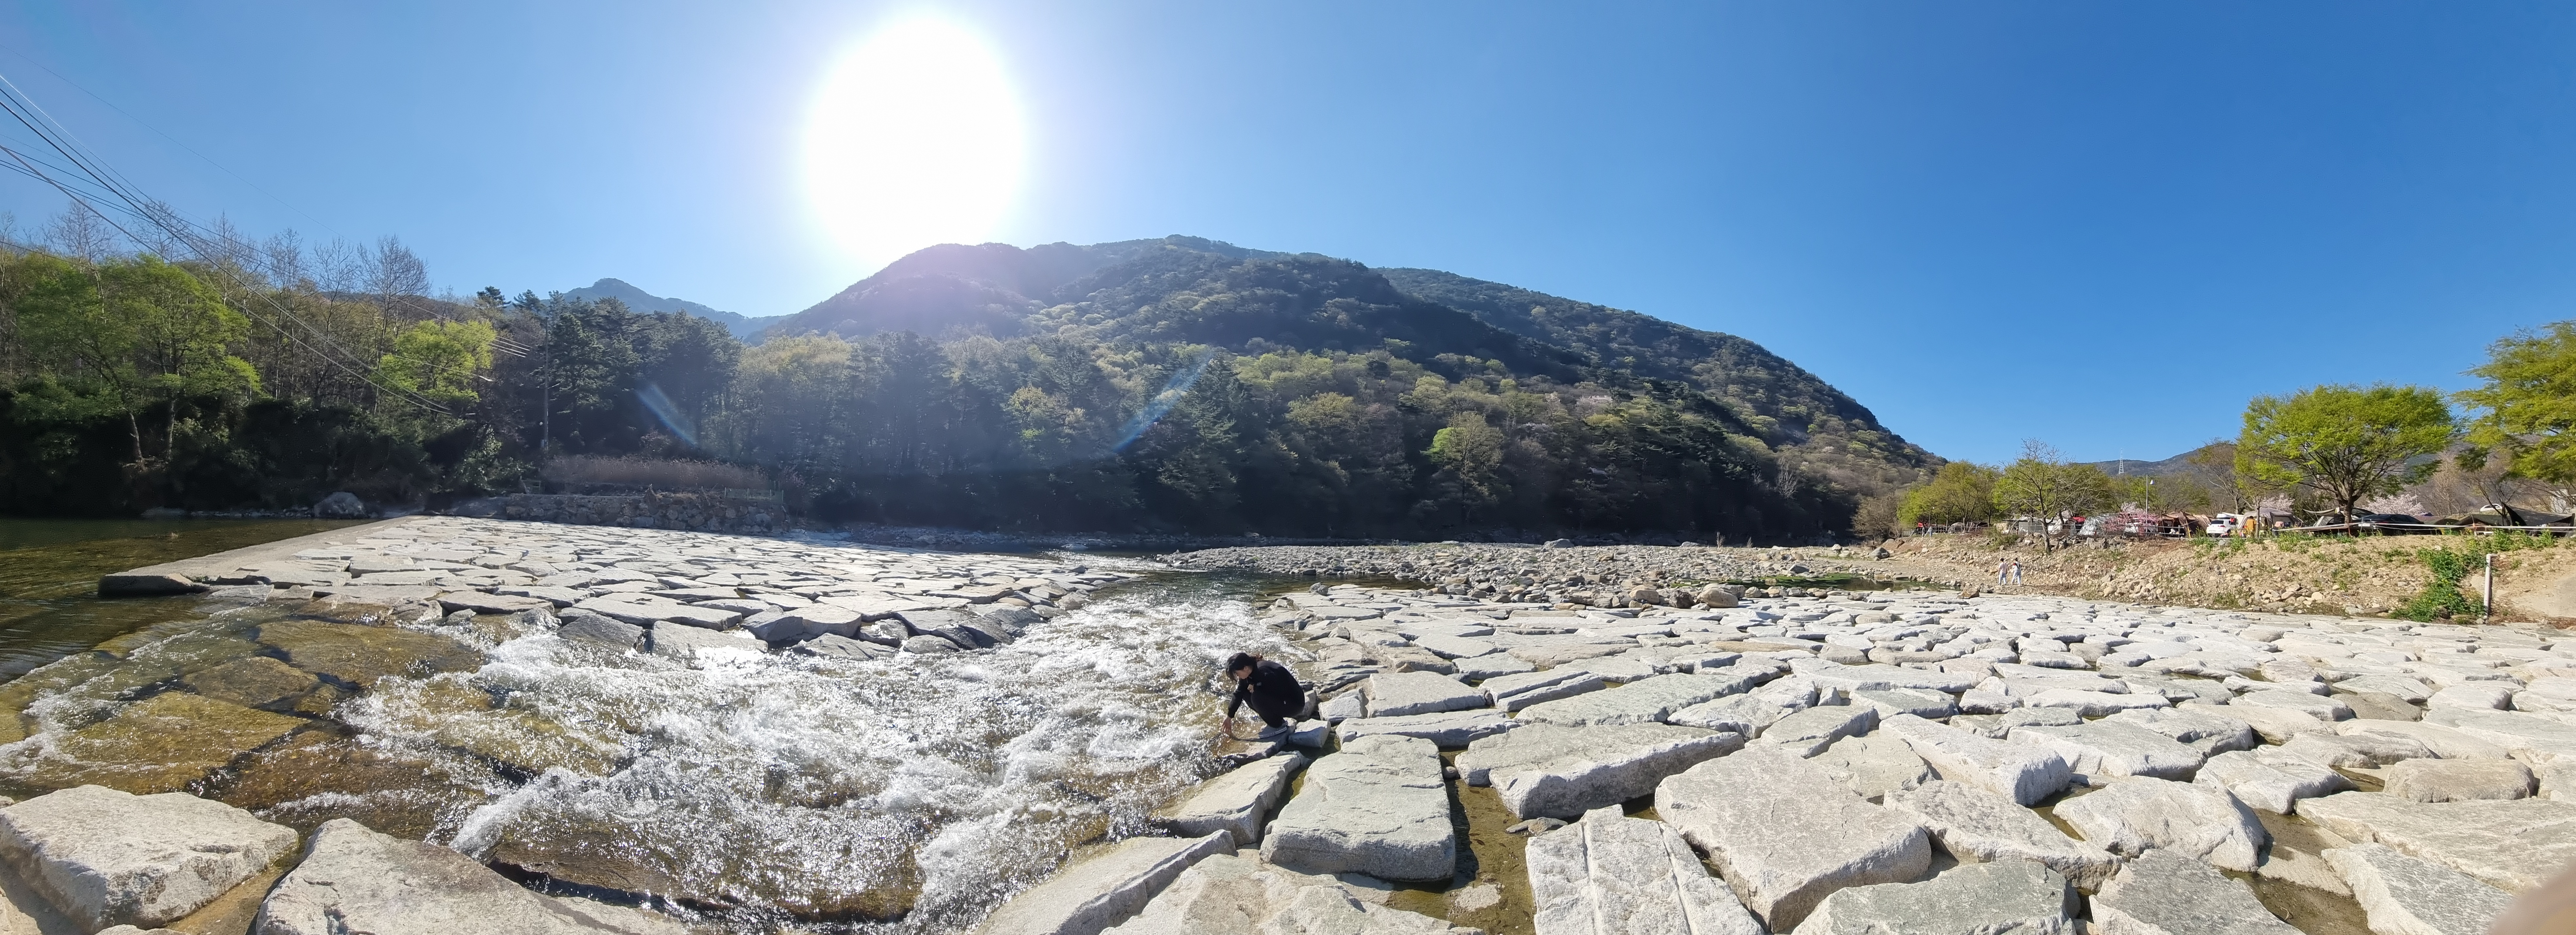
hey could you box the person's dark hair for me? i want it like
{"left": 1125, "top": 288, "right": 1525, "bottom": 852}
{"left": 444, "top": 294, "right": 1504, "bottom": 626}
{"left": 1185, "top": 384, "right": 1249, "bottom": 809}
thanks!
{"left": 1225, "top": 652, "right": 1262, "bottom": 674}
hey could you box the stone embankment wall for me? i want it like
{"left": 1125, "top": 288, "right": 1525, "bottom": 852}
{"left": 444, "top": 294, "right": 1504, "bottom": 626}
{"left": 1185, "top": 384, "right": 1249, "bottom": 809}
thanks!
{"left": 452, "top": 493, "right": 782, "bottom": 535}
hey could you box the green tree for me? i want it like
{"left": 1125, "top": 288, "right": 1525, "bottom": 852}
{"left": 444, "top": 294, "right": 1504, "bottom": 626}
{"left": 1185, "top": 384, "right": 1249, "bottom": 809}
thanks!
{"left": 374, "top": 319, "right": 496, "bottom": 408}
{"left": 15, "top": 253, "right": 256, "bottom": 463}
{"left": 1991, "top": 441, "right": 2114, "bottom": 551}
{"left": 2457, "top": 322, "right": 2576, "bottom": 506}
{"left": 1425, "top": 410, "right": 1508, "bottom": 521}
{"left": 2237, "top": 384, "right": 2455, "bottom": 523}
{"left": 1897, "top": 461, "right": 2000, "bottom": 530}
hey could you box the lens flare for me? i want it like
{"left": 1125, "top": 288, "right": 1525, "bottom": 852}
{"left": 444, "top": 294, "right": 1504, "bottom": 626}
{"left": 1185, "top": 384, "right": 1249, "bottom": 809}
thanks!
{"left": 804, "top": 18, "right": 1025, "bottom": 268}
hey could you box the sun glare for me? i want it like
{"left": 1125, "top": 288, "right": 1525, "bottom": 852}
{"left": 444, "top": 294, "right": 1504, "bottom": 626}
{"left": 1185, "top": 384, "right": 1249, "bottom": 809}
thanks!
{"left": 804, "top": 19, "right": 1024, "bottom": 268}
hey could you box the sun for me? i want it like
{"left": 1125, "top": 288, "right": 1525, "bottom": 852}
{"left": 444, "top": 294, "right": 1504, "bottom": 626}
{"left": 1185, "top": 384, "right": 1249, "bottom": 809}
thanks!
{"left": 803, "top": 18, "right": 1025, "bottom": 268}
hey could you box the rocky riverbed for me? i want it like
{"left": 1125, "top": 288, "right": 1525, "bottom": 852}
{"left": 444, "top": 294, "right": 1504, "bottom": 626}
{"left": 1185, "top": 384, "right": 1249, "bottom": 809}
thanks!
{"left": 0, "top": 516, "right": 1335, "bottom": 933}
{"left": 972, "top": 574, "right": 2576, "bottom": 935}
{"left": 1165, "top": 541, "right": 1908, "bottom": 607}
{"left": 8, "top": 524, "right": 2571, "bottom": 934}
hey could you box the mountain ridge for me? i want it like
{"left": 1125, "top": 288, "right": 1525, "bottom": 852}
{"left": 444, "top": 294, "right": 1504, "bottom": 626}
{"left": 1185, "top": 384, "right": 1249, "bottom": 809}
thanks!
{"left": 753, "top": 235, "right": 1935, "bottom": 500}
{"left": 563, "top": 277, "right": 783, "bottom": 341}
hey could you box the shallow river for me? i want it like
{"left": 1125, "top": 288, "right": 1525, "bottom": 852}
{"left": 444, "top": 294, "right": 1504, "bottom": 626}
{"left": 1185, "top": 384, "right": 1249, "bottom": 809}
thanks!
{"left": 0, "top": 519, "right": 1310, "bottom": 933}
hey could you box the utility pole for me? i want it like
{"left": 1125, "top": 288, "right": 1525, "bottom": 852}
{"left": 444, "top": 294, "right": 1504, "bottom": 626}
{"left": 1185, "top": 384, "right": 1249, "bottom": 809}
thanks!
{"left": 2485, "top": 553, "right": 2496, "bottom": 623}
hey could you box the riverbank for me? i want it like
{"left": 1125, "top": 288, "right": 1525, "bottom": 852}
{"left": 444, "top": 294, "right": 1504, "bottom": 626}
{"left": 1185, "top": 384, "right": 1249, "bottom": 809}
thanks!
{"left": 1166, "top": 534, "right": 2576, "bottom": 624}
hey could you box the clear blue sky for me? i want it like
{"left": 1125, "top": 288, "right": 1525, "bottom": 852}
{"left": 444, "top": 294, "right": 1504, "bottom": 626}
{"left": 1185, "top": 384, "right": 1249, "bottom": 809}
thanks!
{"left": 2, "top": 2, "right": 2571, "bottom": 466}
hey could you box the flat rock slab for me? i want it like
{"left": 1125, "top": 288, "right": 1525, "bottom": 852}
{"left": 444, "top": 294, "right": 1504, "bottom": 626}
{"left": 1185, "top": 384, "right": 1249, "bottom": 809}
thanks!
{"left": 2423, "top": 708, "right": 2576, "bottom": 764}
{"left": 647, "top": 624, "right": 763, "bottom": 662}
{"left": 1669, "top": 695, "right": 1796, "bottom": 737}
{"left": 437, "top": 592, "right": 552, "bottom": 616}
{"left": 2294, "top": 792, "right": 2576, "bottom": 892}
{"left": 2324, "top": 843, "right": 2514, "bottom": 935}
{"left": 1883, "top": 780, "right": 2120, "bottom": 889}
{"left": 1526, "top": 807, "right": 1761, "bottom": 935}
{"left": 1102, "top": 852, "right": 1472, "bottom": 935}
{"left": 2090, "top": 850, "right": 2301, "bottom": 935}
{"left": 1457, "top": 723, "right": 1743, "bottom": 819}
{"left": 1481, "top": 670, "right": 1609, "bottom": 713}
{"left": 1157, "top": 754, "right": 1307, "bottom": 847}
{"left": 1517, "top": 673, "right": 1747, "bottom": 728}
{"left": 2055, "top": 777, "right": 2266, "bottom": 871}
{"left": 2232, "top": 690, "right": 2352, "bottom": 722}
{"left": 180, "top": 657, "right": 319, "bottom": 709}
{"left": 0, "top": 785, "right": 297, "bottom": 930}
{"left": 2106, "top": 708, "right": 2257, "bottom": 756}
{"left": 1794, "top": 859, "right": 2073, "bottom": 935}
{"left": 1880, "top": 714, "right": 2071, "bottom": 806}
{"left": 790, "top": 633, "right": 894, "bottom": 662}
{"left": 2184, "top": 701, "right": 2334, "bottom": 745}
{"left": 2007, "top": 721, "right": 2204, "bottom": 782}
{"left": 1262, "top": 735, "right": 1457, "bottom": 882}
{"left": 1364, "top": 673, "right": 1488, "bottom": 719}
{"left": 2384, "top": 758, "right": 2533, "bottom": 803}
{"left": 1654, "top": 745, "right": 1931, "bottom": 931}
{"left": 258, "top": 817, "right": 671, "bottom": 934}
{"left": 2194, "top": 749, "right": 2350, "bottom": 814}
{"left": 5, "top": 692, "right": 305, "bottom": 794}
{"left": 974, "top": 831, "right": 1234, "bottom": 935}
{"left": 1334, "top": 710, "right": 1514, "bottom": 749}
{"left": 1757, "top": 705, "right": 1877, "bottom": 757}
{"left": 1809, "top": 733, "right": 1932, "bottom": 802}
{"left": 253, "top": 619, "right": 482, "bottom": 689}
{"left": 2334, "top": 720, "right": 2509, "bottom": 761}
{"left": 556, "top": 614, "right": 646, "bottom": 651}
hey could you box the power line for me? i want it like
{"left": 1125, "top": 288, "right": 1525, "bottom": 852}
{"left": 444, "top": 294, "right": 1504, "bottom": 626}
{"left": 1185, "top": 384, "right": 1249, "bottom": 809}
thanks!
{"left": 0, "top": 83, "right": 456, "bottom": 414}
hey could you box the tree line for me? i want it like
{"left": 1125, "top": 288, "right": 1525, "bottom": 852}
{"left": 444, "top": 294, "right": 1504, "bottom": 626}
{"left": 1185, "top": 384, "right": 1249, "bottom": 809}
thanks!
{"left": 1863, "top": 322, "right": 2576, "bottom": 543}
{"left": 0, "top": 205, "right": 1855, "bottom": 541}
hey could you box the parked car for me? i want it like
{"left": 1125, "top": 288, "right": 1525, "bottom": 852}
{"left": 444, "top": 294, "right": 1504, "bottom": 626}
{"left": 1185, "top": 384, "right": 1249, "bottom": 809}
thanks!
{"left": 2206, "top": 514, "right": 2244, "bottom": 536}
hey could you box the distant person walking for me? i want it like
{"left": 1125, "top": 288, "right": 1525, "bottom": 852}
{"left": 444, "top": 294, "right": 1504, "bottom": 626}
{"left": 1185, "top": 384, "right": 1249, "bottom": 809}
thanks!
{"left": 1997, "top": 558, "right": 2010, "bottom": 587}
{"left": 2010, "top": 560, "right": 2024, "bottom": 586}
{"left": 1219, "top": 652, "right": 1311, "bottom": 744}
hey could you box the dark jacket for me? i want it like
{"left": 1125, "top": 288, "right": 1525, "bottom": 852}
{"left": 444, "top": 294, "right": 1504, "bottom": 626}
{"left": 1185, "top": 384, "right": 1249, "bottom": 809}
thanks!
{"left": 1226, "top": 659, "right": 1308, "bottom": 725}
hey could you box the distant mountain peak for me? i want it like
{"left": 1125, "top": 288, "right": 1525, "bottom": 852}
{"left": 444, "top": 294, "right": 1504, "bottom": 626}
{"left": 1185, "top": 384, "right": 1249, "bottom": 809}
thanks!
{"left": 561, "top": 278, "right": 783, "bottom": 342}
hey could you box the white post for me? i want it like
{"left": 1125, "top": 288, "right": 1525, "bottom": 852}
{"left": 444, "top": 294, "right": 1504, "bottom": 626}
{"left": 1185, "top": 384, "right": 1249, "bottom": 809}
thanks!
{"left": 2485, "top": 553, "right": 2496, "bottom": 623}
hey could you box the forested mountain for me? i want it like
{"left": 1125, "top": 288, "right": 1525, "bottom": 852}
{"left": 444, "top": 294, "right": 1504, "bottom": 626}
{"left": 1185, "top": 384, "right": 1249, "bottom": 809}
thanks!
{"left": 0, "top": 227, "right": 1931, "bottom": 542}
{"left": 1379, "top": 268, "right": 1936, "bottom": 495}
{"left": 562, "top": 278, "right": 780, "bottom": 341}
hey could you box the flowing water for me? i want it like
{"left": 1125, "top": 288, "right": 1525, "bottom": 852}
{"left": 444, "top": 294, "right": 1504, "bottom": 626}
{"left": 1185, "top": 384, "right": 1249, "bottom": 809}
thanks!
{"left": 0, "top": 519, "right": 1314, "bottom": 933}
{"left": 0, "top": 518, "right": 363, "bottom": 677}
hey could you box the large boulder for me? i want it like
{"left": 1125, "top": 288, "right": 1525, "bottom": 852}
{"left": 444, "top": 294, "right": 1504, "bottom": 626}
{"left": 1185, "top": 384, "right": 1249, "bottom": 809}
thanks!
{"left": 973, "top": 831, "right": 1234, "bottom": 935}
{"left": 1525, "top": 807, "right": 1761, "bottom": 935}
{"left": 0, "top": 785, "right": 296, "bottom": 930}
{"left": 255, "top": 817, "right": 672, "bottom": 934}
{"left": 2054, "top": 777, "right": 2266, "bottom": 872}
{"left": 2089, "top": 850, "right": 2300, "bottom": 935}
{"left": 1883, "top": 781, "right": 2120, "bottom": 889}
{"left": 1793, "top": 860, "right": 2074, "bottom": 935}
{"left": 311, "top": 492, "right": 366, "bottom": 518}
{"left": 1456, "top": 722, "right": 1743, "bottom": 819}
{"left": 1654, "top": 745, "right": 1931, "bottom": 930}
{"left": 1261, "top": 735, "right": 1456, "bottom": 882}
{"left": 2323, "top": 843, "right": 2514, "bottom": 935}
